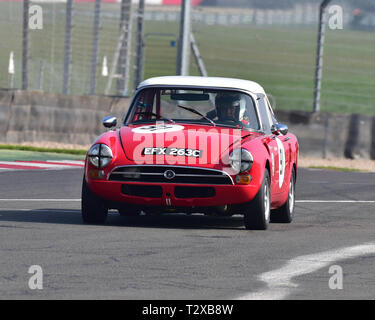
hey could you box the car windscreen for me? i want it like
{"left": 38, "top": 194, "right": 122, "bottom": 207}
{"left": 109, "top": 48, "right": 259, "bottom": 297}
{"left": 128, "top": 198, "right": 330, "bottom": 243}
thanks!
{"left": 126, "top": 88, "right": 260, "bottom": 130}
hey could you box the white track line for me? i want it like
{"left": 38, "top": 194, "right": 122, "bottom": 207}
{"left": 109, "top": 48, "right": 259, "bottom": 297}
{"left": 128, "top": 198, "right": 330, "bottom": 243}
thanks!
{"left": 0, "top": 199, "right": 81, "bottom": 201}
{"left": 296, "top": 200, "right": 375, "bottom": 203}
{"left": 236, "top": 242, "right": 375, "bottom": 300}
{"left": 0, "top": 208, "right": 79, "bottom": 213}
{"left": 0, "top": 199, "right": 374, "bottom": 203}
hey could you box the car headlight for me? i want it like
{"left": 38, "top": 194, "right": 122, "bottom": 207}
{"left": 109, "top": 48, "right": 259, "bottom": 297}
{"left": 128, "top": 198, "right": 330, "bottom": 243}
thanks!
{"left": 229, "top": 149, "right": 253, "bottom": 173}
{"left": 87, "top": 144, "right": 113, "bottom": 168}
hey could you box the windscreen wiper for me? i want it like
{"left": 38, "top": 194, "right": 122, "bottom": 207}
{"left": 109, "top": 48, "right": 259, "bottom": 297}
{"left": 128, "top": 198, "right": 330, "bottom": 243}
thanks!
{"left": 135, "top": 111, "right": 175, "bottom": 123}
{"left": 177, "top": 105, "right": 216, "bottom": 127}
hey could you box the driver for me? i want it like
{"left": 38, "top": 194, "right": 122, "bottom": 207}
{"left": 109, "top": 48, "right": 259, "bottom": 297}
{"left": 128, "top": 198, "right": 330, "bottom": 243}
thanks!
{"left": 215, "top": 94, "right": 241, "bottom": 123}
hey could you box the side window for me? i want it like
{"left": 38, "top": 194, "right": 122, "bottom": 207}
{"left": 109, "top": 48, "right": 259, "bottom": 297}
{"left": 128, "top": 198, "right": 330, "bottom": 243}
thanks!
{"left": 242, "top": 94, "right": 260, "bottom": 130}
{"left": 257, "top": 96, "right": 272, "bottom": 135}
{"left": 128, "top": 89, "right": 155, "bottom": 123}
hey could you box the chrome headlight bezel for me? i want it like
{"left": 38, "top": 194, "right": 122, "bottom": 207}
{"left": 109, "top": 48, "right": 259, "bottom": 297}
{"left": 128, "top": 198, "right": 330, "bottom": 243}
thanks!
{"left": 229, "top": 149, "right": 253, "bottom": 173}
{"left": 88, "top": 144, "right": 113, "bottom": 168}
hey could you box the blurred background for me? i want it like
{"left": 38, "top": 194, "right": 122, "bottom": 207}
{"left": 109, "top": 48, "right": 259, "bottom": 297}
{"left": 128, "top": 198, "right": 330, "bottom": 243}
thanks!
{"left": 0, "top": 0, "right": 374, "bottom": 115}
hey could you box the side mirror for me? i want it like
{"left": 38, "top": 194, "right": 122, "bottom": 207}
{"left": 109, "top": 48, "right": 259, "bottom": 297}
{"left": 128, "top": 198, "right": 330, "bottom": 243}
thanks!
{"left": 103, "top": 116, "right": 117, "bottom": 129}
{"left": 271, "top": 123, "right": 288, "bottom": 136}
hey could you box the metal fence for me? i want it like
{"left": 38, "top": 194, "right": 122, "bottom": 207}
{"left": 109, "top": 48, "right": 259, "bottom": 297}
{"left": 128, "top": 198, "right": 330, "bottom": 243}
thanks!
{"left": 0, "top": 1, "right": 131, "bottom": 96}
{"left": 0, "top": 0, "right": 374, "bottom": 115}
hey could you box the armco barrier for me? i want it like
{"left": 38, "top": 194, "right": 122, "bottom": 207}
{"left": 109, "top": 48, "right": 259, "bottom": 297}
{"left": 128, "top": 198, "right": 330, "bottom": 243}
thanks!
{"left": 0, "top": 89, "right": 374, "bottom": 160}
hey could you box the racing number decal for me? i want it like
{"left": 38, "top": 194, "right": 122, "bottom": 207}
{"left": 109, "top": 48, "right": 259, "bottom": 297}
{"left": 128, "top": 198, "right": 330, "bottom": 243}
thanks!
{"left": 132, "top": 124, "right": 184, "bottom": 134}
{"left": 275, "top": 137, "right": 286, "bottom": 189}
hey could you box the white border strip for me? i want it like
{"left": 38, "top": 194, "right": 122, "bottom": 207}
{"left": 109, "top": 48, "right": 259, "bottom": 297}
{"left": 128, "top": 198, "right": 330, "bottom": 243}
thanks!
{"left": 1, "top": 199, "right": 374, "bottom": 203}
{"left": 296, "top": 200, "right": 375, "bottom": 203}
{"left": 0, "top": 199, "right": 81, "bottom": 201}
{"left": 0, "top": 161, "right": 74, "bottom": 168}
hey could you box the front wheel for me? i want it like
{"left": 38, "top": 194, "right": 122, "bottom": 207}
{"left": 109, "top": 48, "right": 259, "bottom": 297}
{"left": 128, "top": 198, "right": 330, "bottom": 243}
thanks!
{"left": 243, "top": 170, "right": 271, "bottom": 230}
{"left": 81, "top": 177, "right": 108, "bottom": 224}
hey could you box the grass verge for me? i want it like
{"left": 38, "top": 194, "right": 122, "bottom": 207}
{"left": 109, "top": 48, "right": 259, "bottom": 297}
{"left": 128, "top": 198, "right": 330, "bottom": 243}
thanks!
{"left": 299, "top": 156, "right": 375, "bottom": 173}
{"left": 0, "top": 144, "right": 87, "bottom": 155}
{"left": 307, "top": 166, "right": 367, "bottom": 173}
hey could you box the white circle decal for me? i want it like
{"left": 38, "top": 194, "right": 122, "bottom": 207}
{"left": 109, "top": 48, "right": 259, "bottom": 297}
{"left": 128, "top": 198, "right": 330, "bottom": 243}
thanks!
{"left": 275, "top": 137, "right": 286, "bottom": 189}
{"left": 132, "top": 124, "right": 184, "bottom": 134}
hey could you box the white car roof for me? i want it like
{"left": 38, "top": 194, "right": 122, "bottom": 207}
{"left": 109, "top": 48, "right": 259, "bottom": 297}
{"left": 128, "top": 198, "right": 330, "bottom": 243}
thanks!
{"left": 138, "top": 76, "right": 266, "bottom": 95}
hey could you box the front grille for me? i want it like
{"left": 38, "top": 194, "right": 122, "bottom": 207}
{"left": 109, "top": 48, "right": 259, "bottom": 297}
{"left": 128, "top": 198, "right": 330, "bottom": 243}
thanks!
{"left": 121, "top": 184, "right": 162, "bottom": 198}
{"left": 109, "top": 166, "right": 233, "bottom": 185}
{"left": 174, "top": 186, "right": 216, "bottom": 198}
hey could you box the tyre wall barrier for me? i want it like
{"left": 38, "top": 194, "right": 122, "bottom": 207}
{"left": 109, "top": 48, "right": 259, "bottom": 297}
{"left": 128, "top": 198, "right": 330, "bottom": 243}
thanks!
{"left": 276, "top": 110, "right": 375, "bottom": 160}
{"left": 0, "top": 89, "right": 130, "bottom": 146}
{"left": 0, "top": 89, "right": 374, "bottom": 159}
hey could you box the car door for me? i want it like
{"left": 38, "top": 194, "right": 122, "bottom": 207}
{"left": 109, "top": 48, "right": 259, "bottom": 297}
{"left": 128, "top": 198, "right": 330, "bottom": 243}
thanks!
{"left": 257, "top": 94, "right": 286, "bottom": 196}
{"left": 265, "top": 97, "right": 291, "bottom": 192}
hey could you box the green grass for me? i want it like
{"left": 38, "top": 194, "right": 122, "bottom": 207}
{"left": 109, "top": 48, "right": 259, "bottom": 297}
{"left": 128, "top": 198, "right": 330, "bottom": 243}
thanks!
{"left": 1, "top": 4, "right": 374, "bottom": 115}
{"left": 143, "top": 22, "right": 375, "bottom": 115}
{"left": 308, "top": 165, "right": 367, "bottom": 173}
{"left": 0, "top": 149, "right": 85, "bottom": 161}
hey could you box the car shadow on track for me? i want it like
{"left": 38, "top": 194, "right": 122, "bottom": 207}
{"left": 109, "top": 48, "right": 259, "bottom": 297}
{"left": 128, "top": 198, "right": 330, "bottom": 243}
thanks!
{"left": 110, "top": 213, "right": 245, "bottom": 230}
{"left": 0, "top": 209, "right": 246, "bottom": 230}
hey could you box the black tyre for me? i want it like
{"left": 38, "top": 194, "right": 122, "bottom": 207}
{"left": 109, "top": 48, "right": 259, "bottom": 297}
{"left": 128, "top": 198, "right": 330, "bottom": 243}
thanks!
{"left": 243, "top": 170, "right": 271, "bottom": 230}
{"left": 271, "top": 168, "right": 296, "bottom": 223}
{"left": 81, "top": 177, "right": 108, "bottom": 224}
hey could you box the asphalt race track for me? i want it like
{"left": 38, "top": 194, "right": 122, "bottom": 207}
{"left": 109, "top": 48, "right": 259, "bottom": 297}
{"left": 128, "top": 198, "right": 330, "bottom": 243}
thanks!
{"left": 0, "top": 167, "right": 374, "bottom": 299}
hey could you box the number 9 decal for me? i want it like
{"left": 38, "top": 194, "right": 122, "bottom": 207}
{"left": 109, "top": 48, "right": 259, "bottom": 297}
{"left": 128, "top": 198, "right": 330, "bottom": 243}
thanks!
{"left": 275, "top": 137, "right": 285, "bottom": 189}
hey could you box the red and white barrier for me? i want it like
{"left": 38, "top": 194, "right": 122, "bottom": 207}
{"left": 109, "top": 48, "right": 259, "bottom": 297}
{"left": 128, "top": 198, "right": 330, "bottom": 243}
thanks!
{"left": 0, "top": 160, "right": 85, "bottom": 171}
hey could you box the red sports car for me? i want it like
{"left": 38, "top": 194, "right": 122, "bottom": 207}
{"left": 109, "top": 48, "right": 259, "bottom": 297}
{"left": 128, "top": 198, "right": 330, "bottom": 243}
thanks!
{"left": 82, "top": 76, "right": 299, "bottom": 230}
